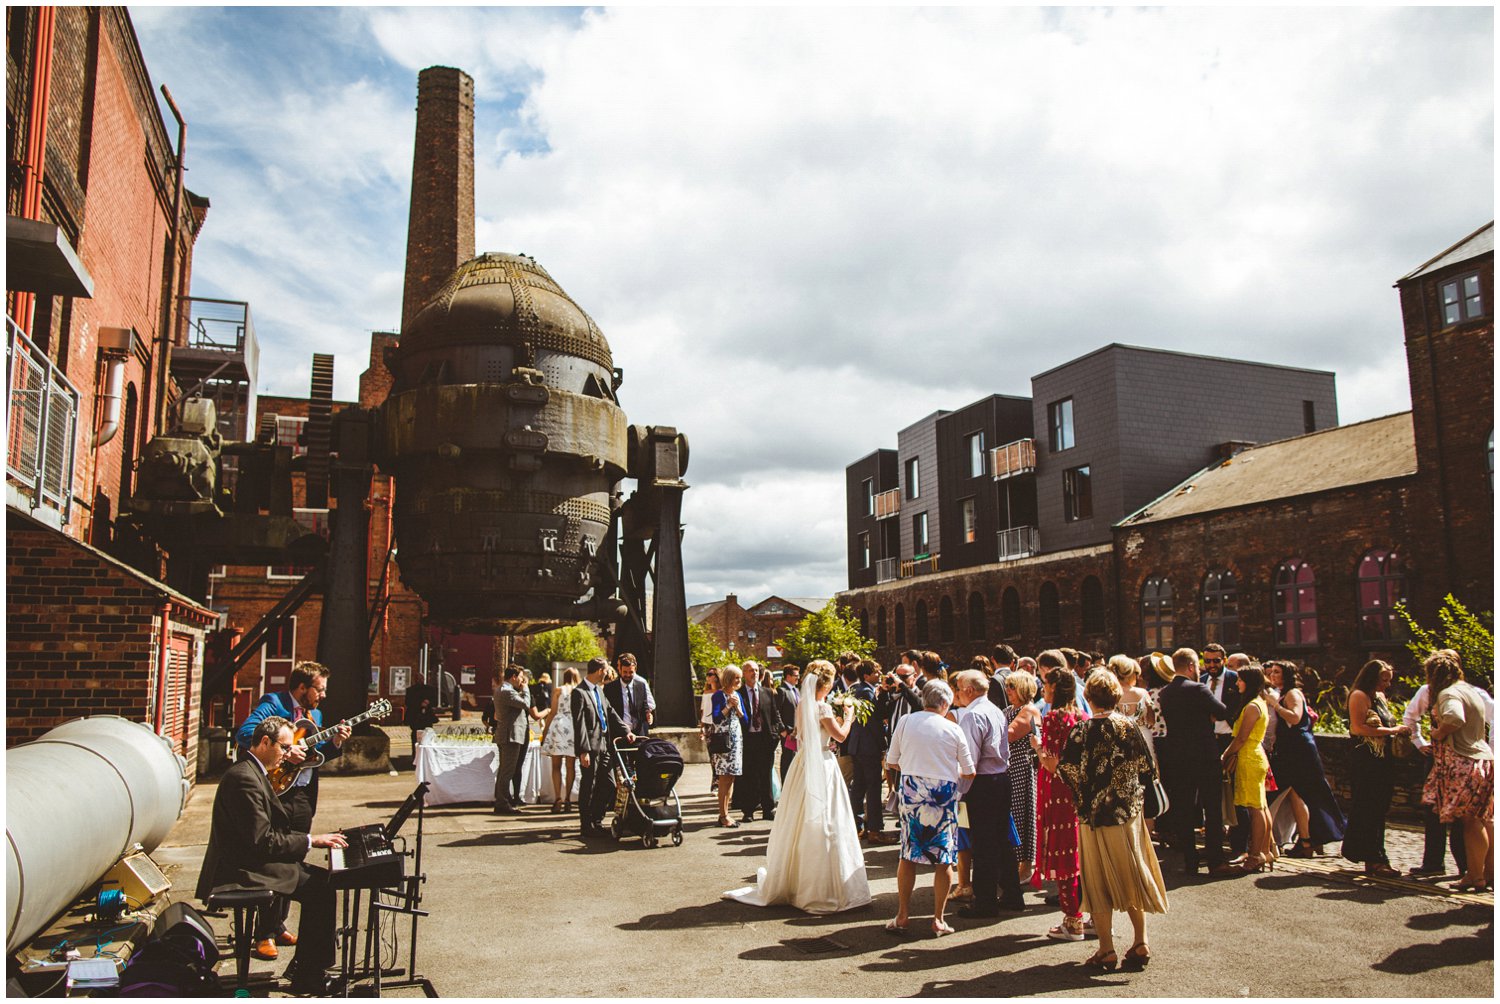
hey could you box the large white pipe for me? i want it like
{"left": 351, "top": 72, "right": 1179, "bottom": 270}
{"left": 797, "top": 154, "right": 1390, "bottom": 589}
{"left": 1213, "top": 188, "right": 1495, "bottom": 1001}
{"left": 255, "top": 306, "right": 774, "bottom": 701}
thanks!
{"left": 5, "top": 716, "right": 187, "bottom": 953}
{"left": 92, "top": 352, "right": 126, "bottom": 447}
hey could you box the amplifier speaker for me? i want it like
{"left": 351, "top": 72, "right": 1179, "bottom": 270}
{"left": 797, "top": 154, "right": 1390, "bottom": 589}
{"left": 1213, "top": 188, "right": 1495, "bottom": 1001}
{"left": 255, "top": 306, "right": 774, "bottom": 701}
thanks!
{"left": 102, "top": 852, "right": 171, "bottom": 906}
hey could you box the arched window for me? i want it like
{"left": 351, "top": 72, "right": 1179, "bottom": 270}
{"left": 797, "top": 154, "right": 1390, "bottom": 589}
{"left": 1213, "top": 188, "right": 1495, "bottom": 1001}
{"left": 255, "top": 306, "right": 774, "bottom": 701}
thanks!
{"left": 1201, "top": 568, "right": 1239, "bottom": 646}
{"left": 938, "top": 596, "right": 955, "bottom": 642}
{"left": 876, "top": 607, "right": 888, "bottom": 647}
{"left": 119, "top": 384, "right": 139, "bottom": 503}
{"left": 1273, "top": 558, "right": 1318, "bottom": 647}
{"left": 1357, "top": 549, "right": 1405, "bottom": 642}
{"left": 1039, "top": 582, "right": 1060, "bottom": 641}
{"left": 968, "top": 592, "right": 987, "bottom": 641}
{"left": 1141, "top": 575, "right": 1174, "bottom": 650}
{"left": 1001, "top": 587, "right": 1022, "bottom": 639}
{"left": 1081, "top": 576, "right": 1105, "bottom": 635}
{"left": 858, "top": 608, "right": 869, "bottom": 641}
{"left": 894, "top": 603, "right": 906, "bottom": 646}
{"left": 915, "top": 599, "right": 930, "bottom": 645}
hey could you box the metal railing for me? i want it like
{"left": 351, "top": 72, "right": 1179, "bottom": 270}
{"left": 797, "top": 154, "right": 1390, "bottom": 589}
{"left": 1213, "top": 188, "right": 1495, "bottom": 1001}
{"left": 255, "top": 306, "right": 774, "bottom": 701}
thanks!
{"left": 990, "top": 438, "right": 1036, "bottom": 479}
{"left": 7, "top": 316, "right": 78, "bottom": 523}
{"left": 873, "top": 487, "right": 900, "bottom": 519}
{"left": 181, "top": 296, "right": 254, "bottom": 353}
{"left": 875, "top": 557, "right": 899, "bottom": 583}
{"left": 997, "top": 526, "right": 1040, "bottom": 561}
{"left": 901, "top": 554, "right": 940, "bottom": 578}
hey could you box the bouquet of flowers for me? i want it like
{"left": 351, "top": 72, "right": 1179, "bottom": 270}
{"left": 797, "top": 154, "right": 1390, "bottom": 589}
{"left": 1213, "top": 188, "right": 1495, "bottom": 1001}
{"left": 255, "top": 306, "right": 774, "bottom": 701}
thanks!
{"left": 826, "top": 692, "right": 876, "bottom": 725}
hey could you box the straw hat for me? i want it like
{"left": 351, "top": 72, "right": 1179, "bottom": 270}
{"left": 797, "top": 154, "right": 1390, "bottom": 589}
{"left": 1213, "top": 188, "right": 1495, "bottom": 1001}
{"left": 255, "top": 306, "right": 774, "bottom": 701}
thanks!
{"left": 1145, "top": 652, "right": 1175, "bottom": 686}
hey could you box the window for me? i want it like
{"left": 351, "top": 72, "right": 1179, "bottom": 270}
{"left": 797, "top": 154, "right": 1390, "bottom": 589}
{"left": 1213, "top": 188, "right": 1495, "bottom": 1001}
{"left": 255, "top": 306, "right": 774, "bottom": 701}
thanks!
{"left": 1357, "top": 549, "right": 1406, "bottom": 643}
{"left": 1141, "top": 576, "right": 1174, "bottom": 650}
{"left": 1440, "top": 272, "right": 1486, "bottom": 325}
{"left": 895, "top": 604, "right": 906, "bottom": 645}
{"left": 1273, "top": 558, "right": 1319, "bottom": 647}
{"left": 960, "top": 497, "right": 977, "bottom": 544}
{"left": 859, "top": 532, "right": 871, "bottom": 569}
{"left": 966, "top": 431, "right": 986, "bottom": 477}
{"left": 1039, "top": 582, "right": 1061, "bottom": 641}
{"left": 275, "top": 415, "right": 309, "bottom": 458}
{"left": 1201, "top": 568, "right": 1240, "bottom": 646}
{"left": 877, "top": 607, "right": 888, "bottom": 647}
{"left": 1001, "top": 587, "right": 1022, "bottom": 639}
{"left": 939, "top": 596, "right": 955, "bottom": 642}
{"left": 1063, "top": 465, "right": 1092, "bottom": 521}
{"left": 1048, "top": 398, "right": 1074, "bottom": 452}
{"left": 1303, "top": 400, "right": 1316, "bottom": 434}
{"left": 262, "top": 617, "right": 296, "bottom": 691}
{"left": 913, "top": 511, "right": 929, "bottom": 554}
{"left": 859, "top": 609, "right": 869, "bottom": 640}
{"left": 915, "top": 600, "right": 930, "bottom": 644}
{"left": 1081, "top": 576, "right": 1105, "bottom": 635}
{"left": 905, "top": 457, "right": 920, "bottom": 499}
{"left": 862, "top": 478, "right": 874, "bottom": 516}
{"left": 968, "top": 592, "right": 987, "bottom": 640}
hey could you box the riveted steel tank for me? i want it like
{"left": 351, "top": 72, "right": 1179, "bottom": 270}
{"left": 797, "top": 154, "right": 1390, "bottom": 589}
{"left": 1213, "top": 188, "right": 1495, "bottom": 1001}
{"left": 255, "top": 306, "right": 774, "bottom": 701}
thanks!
{"left": 378, "top": 252, "right": 628, "bottom": 633}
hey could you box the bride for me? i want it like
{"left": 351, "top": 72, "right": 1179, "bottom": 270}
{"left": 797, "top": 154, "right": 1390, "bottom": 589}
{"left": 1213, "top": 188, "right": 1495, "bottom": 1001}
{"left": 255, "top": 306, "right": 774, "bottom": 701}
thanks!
{"left": 723, "top": 660, "right": 872, "bottom": 913}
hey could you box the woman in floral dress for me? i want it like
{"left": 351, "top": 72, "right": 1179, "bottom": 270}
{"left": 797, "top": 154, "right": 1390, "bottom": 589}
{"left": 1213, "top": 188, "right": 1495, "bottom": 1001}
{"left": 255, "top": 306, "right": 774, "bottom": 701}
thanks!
{"left": 1032, "top": 663, "right": 1088, "bottom": 941}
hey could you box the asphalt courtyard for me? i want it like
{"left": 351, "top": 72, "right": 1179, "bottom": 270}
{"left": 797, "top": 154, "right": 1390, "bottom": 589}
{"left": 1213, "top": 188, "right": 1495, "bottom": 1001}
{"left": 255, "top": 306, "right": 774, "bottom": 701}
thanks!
{"left": 154, "top": 742, "right": 1494, "bottom": 999}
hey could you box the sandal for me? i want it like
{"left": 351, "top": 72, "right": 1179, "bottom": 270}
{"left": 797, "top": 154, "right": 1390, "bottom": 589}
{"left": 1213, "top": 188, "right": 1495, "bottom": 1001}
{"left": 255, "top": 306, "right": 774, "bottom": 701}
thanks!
{"left": 1047, "top": 921, "right": 1085, "bottom": 942}
{"left": 1083, "top": 949, "right": 1118, "bottom": 971}
{"left": 1365, "top": 862, "right": 1400, "bottom": 879}
{"left": 550, "top": 801, "right": 563, "bottom": 814}
{"left": 717, "top": 817, "right": 739, "bottom": 828}
{"left": 1451, "top": 879, "right": 1487, "bottom": 893}
{"left": 932, "top": 918, "right": 954, "bottom": 937}
{"left": 1123, "top": 943, "right": 1151, "bottom": 970}
{"left": 884, "top": 919, "right": 909, "bottom": 936}
{"left": 1286, "top": 839, "right": 1315, "bottom": 859}
{"left": 951, "top": 885, "right": 974, "bottom": 902}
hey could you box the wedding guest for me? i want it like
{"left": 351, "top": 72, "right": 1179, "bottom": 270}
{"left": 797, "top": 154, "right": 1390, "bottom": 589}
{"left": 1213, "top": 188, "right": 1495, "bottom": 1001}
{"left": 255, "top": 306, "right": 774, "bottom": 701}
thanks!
{"left": 733, "top": 662, "right": 784, "bottom": 823}
{"left": 700, "top": 667, "right": 722, "bottom": 793}
{"left": 539, "top": 667, "right": 581, "bottom": 814}
{"left": 1404, "top": 670, "right": 1470, "bottom": 877}
{"left": 1220, "top": 665, "right": 1275, "bottom": 872}
{"left": 1421, "top": 649, "right": 1494, "bottom": 892}
{"left": 1341, "top": 659, "right": 1412, "bottom": 877}
{"left": 710, "top": 665, "right": 748, "bottom": 827}
{"left": 952, "top": 671, "right": 1025, "bottom": 919}
{"left": 1032, "top": 661, "right": 1088, "bottom": 942}
{"left": 1003, "top": 669, "right": 1042, "bottom": 881}
{"left": 884, "top": 680, "right": 976, "bottom": 938}
{"left": 774, "top": 664, "right": 802, "bottom": 784}
{"left": 1267, "top": 661, "right": 1344, "bottom": 858}
{"left": 846, "top": 659, "right": 889, "bottom": 842}
{"left": 991, "top": 644, "right": 1019, "bottom": 692}
{"left": 1059, "top": 670, "right": 1169, "bottom": 971}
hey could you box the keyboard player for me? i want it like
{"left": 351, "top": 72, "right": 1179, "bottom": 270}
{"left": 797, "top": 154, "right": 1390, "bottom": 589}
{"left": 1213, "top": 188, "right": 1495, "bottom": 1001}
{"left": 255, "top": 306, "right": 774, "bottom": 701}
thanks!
{"left": 197, "top": 717, "right": 349, "bottom": 996}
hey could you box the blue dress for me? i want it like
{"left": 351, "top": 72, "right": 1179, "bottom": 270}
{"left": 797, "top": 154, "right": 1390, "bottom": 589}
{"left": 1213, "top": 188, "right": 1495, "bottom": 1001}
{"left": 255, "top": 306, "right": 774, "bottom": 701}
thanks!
{"left": 1270, "top": 697, "right": 1346, "bottom": 845}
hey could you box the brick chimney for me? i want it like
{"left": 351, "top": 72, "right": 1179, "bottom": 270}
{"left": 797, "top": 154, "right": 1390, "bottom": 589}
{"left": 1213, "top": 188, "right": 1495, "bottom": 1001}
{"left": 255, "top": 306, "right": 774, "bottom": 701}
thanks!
{"left": 401, "top": 66, "right": 475, "bottom": 331}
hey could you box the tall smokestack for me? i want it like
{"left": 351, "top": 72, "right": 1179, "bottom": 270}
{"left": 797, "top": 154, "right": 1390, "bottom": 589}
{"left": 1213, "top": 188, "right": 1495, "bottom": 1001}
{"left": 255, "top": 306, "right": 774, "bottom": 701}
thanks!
{"left": 401, "top": 66, "right": 475, "bottom": 331}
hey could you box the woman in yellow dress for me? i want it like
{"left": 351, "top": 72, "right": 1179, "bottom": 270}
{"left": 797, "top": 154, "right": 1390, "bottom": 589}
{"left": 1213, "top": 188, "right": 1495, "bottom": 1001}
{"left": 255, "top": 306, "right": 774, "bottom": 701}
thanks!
{"left": 1220, "top": 665, "right": 1275, "bottom": 872}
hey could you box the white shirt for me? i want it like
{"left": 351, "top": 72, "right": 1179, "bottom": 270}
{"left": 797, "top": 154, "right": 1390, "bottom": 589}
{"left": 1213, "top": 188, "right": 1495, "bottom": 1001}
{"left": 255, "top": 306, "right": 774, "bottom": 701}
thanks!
{"left": 886, "top": 710, "right": 975, "bottom": 783}
{"left": 1207, "top": 673, "right": 1233, "bottom": 735}
{"left": 1405, "top": 682, "right": 1495, "bottom": 751}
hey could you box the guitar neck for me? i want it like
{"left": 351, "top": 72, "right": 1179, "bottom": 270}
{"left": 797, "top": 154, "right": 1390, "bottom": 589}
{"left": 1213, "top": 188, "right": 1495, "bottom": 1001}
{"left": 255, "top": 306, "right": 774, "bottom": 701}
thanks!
{"left": 301, "top": 704, "right": 385, "bottom": 748}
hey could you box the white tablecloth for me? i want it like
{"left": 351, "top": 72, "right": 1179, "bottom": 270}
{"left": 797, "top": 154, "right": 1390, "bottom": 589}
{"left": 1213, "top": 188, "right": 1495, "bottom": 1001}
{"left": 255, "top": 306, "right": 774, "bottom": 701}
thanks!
{"left": 415, "top": 738, "right": 580, "bottom": 806}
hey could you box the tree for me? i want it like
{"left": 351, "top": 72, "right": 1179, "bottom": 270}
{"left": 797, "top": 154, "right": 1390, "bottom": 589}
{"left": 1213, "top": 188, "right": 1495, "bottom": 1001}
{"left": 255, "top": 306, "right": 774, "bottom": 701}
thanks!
{"left": 687, "top": 620, "right": 736, "bottom": 686}
{"left": 523, "top": 624, "right": 604, "bottom": 677}
{"left": 778, "top": 601, "right": 875, "bottom": 666}
{"left": 1395, "top": 595, "right": 1494, "bottom": 692}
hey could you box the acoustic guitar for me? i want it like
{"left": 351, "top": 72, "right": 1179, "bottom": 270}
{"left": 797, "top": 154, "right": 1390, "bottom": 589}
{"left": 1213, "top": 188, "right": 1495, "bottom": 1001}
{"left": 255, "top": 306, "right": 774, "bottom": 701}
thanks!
{"left": 267, "top": 699, "right": 394, "bottom": 794}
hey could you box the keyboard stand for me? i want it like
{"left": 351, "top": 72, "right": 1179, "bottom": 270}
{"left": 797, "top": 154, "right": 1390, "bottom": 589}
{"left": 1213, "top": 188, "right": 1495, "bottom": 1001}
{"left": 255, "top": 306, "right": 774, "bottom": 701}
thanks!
{"left": 342, "top": 786, "right": 437, "bottom": 997}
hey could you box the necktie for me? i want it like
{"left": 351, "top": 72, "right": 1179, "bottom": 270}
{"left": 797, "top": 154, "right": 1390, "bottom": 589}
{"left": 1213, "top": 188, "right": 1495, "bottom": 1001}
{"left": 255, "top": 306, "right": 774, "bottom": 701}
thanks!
{"left": 595, "top": 686, "right": 607, "bottom": 732}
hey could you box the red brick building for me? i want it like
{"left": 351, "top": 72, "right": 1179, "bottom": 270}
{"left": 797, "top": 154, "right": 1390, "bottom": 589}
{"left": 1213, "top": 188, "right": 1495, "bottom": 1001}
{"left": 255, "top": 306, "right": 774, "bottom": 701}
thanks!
{"left": 6, "top": 8, "right": 216, "bottom": 763}
{"left": 688, "top": 594, "right": 829, "bottom": 662}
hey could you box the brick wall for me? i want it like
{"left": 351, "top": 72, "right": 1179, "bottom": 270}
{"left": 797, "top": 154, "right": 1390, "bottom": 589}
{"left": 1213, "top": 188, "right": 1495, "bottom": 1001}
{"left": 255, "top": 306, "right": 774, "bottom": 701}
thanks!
{"left": 401, "top": 67, "right": 474, "bottom": 330}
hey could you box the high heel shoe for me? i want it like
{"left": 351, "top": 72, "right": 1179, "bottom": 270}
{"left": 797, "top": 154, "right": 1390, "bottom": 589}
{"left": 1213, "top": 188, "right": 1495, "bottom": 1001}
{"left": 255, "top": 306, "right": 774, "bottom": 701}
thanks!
{"left": 1082, "top": 949, "right": 1118, "bottom": 971}
{"left": 550, "top": 801, "right": 563, "bottom": 814}
{"left": 1286, "top": 839, "right": 1315, "bottom": 859}
{"left": 1123, "top": 943, "right": 1151, "bottom": 970}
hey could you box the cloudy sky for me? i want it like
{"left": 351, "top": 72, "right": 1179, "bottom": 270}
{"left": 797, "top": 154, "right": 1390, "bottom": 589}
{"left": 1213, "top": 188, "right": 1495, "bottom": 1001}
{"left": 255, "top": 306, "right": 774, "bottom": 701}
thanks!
{"left": 130, "top": 5, "right": 1493, "bottom": 607}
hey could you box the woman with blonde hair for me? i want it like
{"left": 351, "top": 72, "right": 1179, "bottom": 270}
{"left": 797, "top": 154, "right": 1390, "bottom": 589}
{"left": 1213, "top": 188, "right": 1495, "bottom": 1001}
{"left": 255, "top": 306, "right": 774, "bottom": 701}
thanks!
{"left": 539, "top": 666, "right": 581, "bottom": 813}
{"left": 724, "top": 660, "right": 871, "bottom": 912}
{"left": 710, "top": 665, "right": 747, "bottom": 827}
{"left": 1002, "top": 669, "right": 1043, "bottom": 880}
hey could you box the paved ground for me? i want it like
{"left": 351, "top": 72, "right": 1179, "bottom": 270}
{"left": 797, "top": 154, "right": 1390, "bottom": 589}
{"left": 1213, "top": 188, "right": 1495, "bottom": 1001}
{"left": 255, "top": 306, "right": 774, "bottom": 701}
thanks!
{"left": 151, "top": 733, "right": 1493, "bottom": 999}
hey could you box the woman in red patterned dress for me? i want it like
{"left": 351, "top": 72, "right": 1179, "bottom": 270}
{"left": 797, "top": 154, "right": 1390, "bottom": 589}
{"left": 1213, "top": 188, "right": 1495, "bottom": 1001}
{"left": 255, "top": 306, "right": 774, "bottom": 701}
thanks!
{"left": 1031, "top": 656, "right": 1089, "bottom": 941}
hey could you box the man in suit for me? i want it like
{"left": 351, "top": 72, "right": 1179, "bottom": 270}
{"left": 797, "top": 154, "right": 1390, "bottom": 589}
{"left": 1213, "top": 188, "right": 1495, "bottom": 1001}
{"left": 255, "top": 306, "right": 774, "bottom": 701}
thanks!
{"left": 492, "top": 665, "right": 543, "bottom": 814}
{"left": 604, "top": 652, "right": 655, "bottom": 738}
{"left": 1208, "top": 646, "right": 1248, "bottom": 856}
{"left": 199, "top": 716, "right": 348, "bottom": 995}
{"left": 732, "top": 661, "right": 784, "bottom": 823}
{"left": 846, "top": 659, "right": 894, "bottom": 843}
{"left": 572, "top": 656, "right": 633, "bottom": 837}
{"left": 234, "top": 662, "right": 350, "bottom": 960}
{"left": 878, "top": 662, "right": 921, "bottom": 737}
{"left": 952, "top": 670, "right": 1026, "bottom": 917}
{"left": 1156, "top": 646, "right": 1236, "bottom": 876}
{"left": 773, "top": 664, "right": 801, "bottom": 783}
{"left": 990, "top": 644, "right": 1018, "bottom": 694}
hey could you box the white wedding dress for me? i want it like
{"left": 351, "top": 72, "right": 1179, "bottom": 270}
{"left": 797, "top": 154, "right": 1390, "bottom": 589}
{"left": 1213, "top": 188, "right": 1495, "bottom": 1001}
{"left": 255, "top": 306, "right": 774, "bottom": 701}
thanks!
{"left": 723, "top": 674, "right": 871, "bottom": 914}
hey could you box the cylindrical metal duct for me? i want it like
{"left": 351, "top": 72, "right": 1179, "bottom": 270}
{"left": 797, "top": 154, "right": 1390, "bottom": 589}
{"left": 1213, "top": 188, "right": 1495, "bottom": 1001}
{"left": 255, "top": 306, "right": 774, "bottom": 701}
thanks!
{"left": 5, "top": 716, "right": 188, "bottom": 953}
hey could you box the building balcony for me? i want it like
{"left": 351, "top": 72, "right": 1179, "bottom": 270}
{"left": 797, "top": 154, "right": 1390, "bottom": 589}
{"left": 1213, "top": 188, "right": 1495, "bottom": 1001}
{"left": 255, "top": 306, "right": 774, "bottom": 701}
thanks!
{"left": 6, "top": 315, "right": 79, "bottom": 526}
{"left": 873, "top": 487, "right": 900, "bottom": 519}
{"left": 901, "top": 554, "right": 940, "bottom": 578}
{"left": 990, "top": 438, "right": 1036, "bottom": 480}
{"left": 875, "top": 557, "right": 899, "bottom": 583}
{"left": 172, "top": 297, "right": 261, "bottom": 441}
{"left": 997, "top": 526, "right": 1040, "bottom": 561}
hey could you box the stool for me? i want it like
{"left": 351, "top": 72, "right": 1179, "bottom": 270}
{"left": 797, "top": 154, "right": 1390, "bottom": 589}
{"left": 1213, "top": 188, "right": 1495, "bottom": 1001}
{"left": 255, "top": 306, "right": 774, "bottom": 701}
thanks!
{"left": 206, "top": 889, "right": 276, "bottom": 991}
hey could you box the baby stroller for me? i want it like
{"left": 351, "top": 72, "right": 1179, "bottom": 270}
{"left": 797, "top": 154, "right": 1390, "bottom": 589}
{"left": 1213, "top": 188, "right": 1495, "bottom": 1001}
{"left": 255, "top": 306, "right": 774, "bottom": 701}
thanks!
{"left": 609, "top": 737, "right": 684, "bottom": 848}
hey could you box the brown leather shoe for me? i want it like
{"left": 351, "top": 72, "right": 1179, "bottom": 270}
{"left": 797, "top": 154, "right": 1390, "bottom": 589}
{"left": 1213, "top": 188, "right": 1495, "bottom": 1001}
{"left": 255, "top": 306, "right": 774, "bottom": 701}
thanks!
{"left": 253, "top": 937, "right": 279, "bottom": 960}
{"left": 275, "top": 930, "right": 298, "bottom": 946}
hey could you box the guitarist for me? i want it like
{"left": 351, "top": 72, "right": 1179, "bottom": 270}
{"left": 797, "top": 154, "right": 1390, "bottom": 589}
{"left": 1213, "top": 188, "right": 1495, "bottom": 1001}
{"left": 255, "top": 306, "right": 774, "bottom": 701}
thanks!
{"left": 234, "top": 661, "right": 351, "bottom": 960}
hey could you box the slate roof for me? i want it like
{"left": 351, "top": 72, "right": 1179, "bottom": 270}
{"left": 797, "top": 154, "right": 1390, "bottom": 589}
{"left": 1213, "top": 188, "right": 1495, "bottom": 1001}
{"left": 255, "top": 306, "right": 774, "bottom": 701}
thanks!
{"left": 1119, "top": 411, "right": 1417, "bottom": 527}
{"left": 1398, "top": 222, "right": 1494, "bottom": 282}
{"left": 687, "top": 600, "right": 728, "bottom": 624}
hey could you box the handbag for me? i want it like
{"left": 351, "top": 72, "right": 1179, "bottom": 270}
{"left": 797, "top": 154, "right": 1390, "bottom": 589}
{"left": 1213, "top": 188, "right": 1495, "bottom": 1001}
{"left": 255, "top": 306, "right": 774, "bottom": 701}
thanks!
{"left": 1130, "top": 715, "right": 1170, "bottom": 819}
{"left": 707, "top": 728, "right": 731, "bottom": 756}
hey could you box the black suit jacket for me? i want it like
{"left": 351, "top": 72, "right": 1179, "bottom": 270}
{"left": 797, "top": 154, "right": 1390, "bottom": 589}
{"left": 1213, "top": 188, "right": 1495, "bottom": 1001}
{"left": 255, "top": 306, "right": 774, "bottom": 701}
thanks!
{"left": 741, "top": 683, "right": 783, "bottom": 737}
{"left": 1156, "top": 676, "right": 1230, "bottom": 758}
{"left": 196, "top": 757, "right": 310, "bottom": 902}
{"left": 1202, "top": 669, "right": 1243, "bottom": 730}
{"left": 773, "top": 683, "right": 800, "bottom": 743}
{"left": 572, "top": 680, "right": 628, "bottom": 757}
{"left": 843, "top": 681, "right": 884, "bottom": 757}
{"left": 604, "top": 676, "right": 652, "bottom": 735}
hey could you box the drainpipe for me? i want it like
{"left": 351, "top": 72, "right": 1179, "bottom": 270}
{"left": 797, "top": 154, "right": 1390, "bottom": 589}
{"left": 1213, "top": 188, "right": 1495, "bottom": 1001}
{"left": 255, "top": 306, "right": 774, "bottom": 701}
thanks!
{"left": 153, "top": 86, "right": 187, "bottom": 437}
{"left": 12, "top": 7, "right": 56, "bottom": 333}
{"left": 92, "top": 351, "right": 126, "bottom": 447}
{"left": 154, "top": 602, "right": 172, "bottom": 734}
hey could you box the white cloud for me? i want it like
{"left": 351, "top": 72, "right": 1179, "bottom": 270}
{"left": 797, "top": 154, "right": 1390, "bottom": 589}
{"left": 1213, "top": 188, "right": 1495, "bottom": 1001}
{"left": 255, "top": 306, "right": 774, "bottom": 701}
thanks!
{"left": 131, "top": 5, "right": 1493, "bottom": 606}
